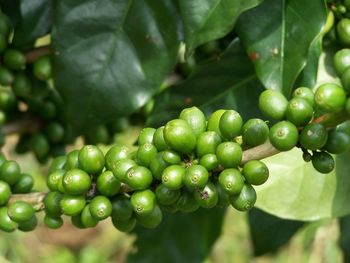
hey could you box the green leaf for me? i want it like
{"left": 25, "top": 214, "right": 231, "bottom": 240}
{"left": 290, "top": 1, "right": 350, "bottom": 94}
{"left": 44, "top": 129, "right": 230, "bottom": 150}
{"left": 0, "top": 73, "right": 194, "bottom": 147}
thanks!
{"left": 248, "top": 208, "right": 303, "bottom": 256}
{"left": 255, "top": 148, "right": 350, "bottom": 221}
{"left": 295, "top": 36, "right": 323, "bottom": 88}
{"left": 236, "top": 0, "right": 327, "bottom": 97}
{"left": 12, "top": 0, "right": 52, "bottom": 47}
{"left": 148, "top": 40, "right": 265, "bottom": 127}
{"left": 339, "top": 216, "right": 350, "bottom": 262}
{"left": 179, "top": 0, "right": 262, "bottom": 55}
{"left": 127, "top": 208, "right": 226, "bottom": 263}
{"left": 52, "top": 0, "right": 181, "bottom": 133}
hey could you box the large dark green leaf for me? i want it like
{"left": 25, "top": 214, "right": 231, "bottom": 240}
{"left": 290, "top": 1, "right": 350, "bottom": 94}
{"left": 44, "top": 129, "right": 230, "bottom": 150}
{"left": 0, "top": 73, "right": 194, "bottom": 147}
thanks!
{"left": 12, "top": 0, "right": 52, "bottom": 47}
{"left": 179, "top": 0, "right": 262, "bottom": 55}
{"left": 52, "top": 0, "right": 181, "bottom": 133}
{"left": 127, "top": 208, "right": 226, "bottom": 263}
{"left": 148, "top": 40, "right": 265, "bottom": 127}
{"left": 248, "top": 208, "right": 304, "bottom": 256}
{"left": 236, "top": 0, "right": 327, "bottom": 97}
{"left": 255, "top": 148, "right": 350, "bottom": 221}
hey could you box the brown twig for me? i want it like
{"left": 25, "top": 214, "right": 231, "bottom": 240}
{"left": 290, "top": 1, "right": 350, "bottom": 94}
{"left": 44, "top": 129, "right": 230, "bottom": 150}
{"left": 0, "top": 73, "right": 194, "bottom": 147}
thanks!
{"left": 25, "top": 45, "right": 51, "bottom": 63}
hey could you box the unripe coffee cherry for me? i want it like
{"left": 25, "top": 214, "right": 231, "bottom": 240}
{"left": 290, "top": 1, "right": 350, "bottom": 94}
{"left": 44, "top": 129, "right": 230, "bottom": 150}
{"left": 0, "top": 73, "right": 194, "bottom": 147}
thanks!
{"left": 179, "top": 106, "right": 206, "bottom": 137}
{"left": 314, "top": 83, "right": 346, "bottom": 113}
{"left": 164, "top": 119, "right": 196, "bottom": 154}
{"left": 269, "top": 121, "right": 298, "bottom": 151}
{"left": 259, "top": 90, "right": 288, "bottom": 120}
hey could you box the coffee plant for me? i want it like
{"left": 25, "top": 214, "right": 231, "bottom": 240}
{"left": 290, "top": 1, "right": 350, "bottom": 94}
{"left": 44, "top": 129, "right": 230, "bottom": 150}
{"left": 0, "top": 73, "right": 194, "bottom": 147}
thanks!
{"left": 1, "top": 0, "right": 350, "bottom": 261}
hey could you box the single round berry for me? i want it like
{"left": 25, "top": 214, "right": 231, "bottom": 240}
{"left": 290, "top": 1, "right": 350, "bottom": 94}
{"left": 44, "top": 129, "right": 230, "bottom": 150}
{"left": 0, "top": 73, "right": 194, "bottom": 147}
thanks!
{"left": 62, "top": 168, "right": 91, "bottom": 195}
{"left": 337, "top": 19, "right": 350, "bottom": 45}
{"left": 111, "top": 217, "right": 136, "bottom": 232}
{"left": 78, "top": 145, "right": 105, "bottom": 174}
{"left": 314, "top": 83, "right": 346, "bottom": 113}
{"left": 216, "top": 142, "right": 242, "bottom": 168}
{"left": 89, "top": 196, "right": 112, "bottom": 220}
{"left": 269, "top": 121, "right": 298, "bottom": 151}
{"left": 183, "top": 164, "right": 209, "bottom": 190}
{"left": 0, "top": 207, "right": 17, "bottom": 232}
{"left": 44, "top": 191, "right": 63, "bottom": 217}
{"left": 324, "top": 130, "right": 350, "bottom": 154}
{"left": 0, "top": 89, "right": 16, "bottom": 111}
{"left": 60, "top": 195, "right": 86, "bottom": 216}
{"left": 176, "top": 190, "right": 199, "bottom": 213}
{"left": 18, "top": 215, "right": 37, "bottom": 232}
{"left": 0, "top": 66, "right": 14, "bottom": 86}
{"left": 162, "top": 150, "right": 181, "bottom": 165}
{"left": 3, "top": 49, "right": 26, "bottom": 70}
{"left": 112, "top": 158, "right": 136, "bottom": 182}
{"left": 45, "top": 122, "right": 65, "bottom": 144}
{"left": 155, "top": 184, "right": 181, "bottom": 205}
{"left": 125, "top": 166, "right": 153, "bottom": 190}
{"left": 179, "top": 106, "right": 207, "bottom": 138}
{"left": 105, "top": 146, "right": 129, "bottom": 171}
{"left": 219, "top": 110, "right": 243, "bottom": 140}
{"left": 259, "top": 90, "right": 288, "bottom": 120}
{"left": 242, "top": 119, "right": 269, "bottom": 147}
{"left": 299, "top": 123, "right": 328, "bottom": 151}
{"left": 293, "top": 87, "right": 314, "bottom": 106}
{"left": 96, "top": 170, "right": 121, "bottom": 196}
{"left": 199, "top": 153, "right": 218, "bottom": 171}
{"left": 33, "top": 56, "right": 52, "bottom": 81}
{"left": 0, "top": 181, "right": 11, "bottom": 206}
{"left": 164, "top": 119, "right": 197, "bottom": 154}
{"left": 242, "top": 160, "right": 269, "bottom": 185}
{"left": 136, "top": 205, "right": 163, "bottom": 229}
{"left": 81, "top": 204, "right": 99, "bottom": 228}
{"left": 7, "top": 201, "right": 34, "bottom": 223}
{"left": 218, "top": 168, "right": 244, "bottom": 195}
{"left": 153, "top": 126, "right": 168, "bottom": 151}
{"left": 12, "top": 173, "right": 34, "bottom": 193}
{"left": 136, "top": 143, "right": 158, "bottom": 167}
{"left": 196, "top": 131, "right": 222, "bottom": 158}
{"left": 194, "top": 182, "right": 218, "bottom": 208}
{"left": 130, "top": 189, "right": 156, "bottom": 215}
{"left": 30, "top": 133, "right": 50, "bottom": 159}
{"left": 111, "top": 195, "right": 133, "bottom": 221}
{"left": 44, "top": 215, "right": 63, "bottom": 229}
{"left": 138, "top": 127, "right": 156, "bottom": 145}
{"left": 207, "top": 109, "right": 226, "bottom": 138}
{"left": 312, "top": 152, "right": 335, "bottom": 174}
{"left": 0, "top": 160, "right": 21, "bottom": 186}
{"left": 229, "top": 184, "right": 257, "bottom": 211}
{"left": 285, "top": 98, "right": 313, "bottom": 127}
{"left": 47, "top": 169, "right": 65, "bottom": 191}
{"left": 334, "top": 49, "right": 350, "bottom": 75}
{"left": 64, "top": 150, "right": 80, "bottom": 170}
{"left": 162, "top": 165, "right": 185, "bottom": 190}
{"left": 12, "top": 73, "right": 32, "bottom": 98}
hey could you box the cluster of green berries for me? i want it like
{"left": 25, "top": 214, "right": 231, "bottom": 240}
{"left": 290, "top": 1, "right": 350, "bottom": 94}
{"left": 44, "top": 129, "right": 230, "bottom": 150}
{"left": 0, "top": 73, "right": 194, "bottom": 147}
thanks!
{"left": 0, "top": 12, "right": 75, "bottom": 162}
{"left": 259, "top": 82, "right": 350, "bottom": 173}
{"left": 0, "top": 153, "right": 36, "bottom": 232}
{"left": 41, "top": 106, "right": 272, "bottom": 232}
